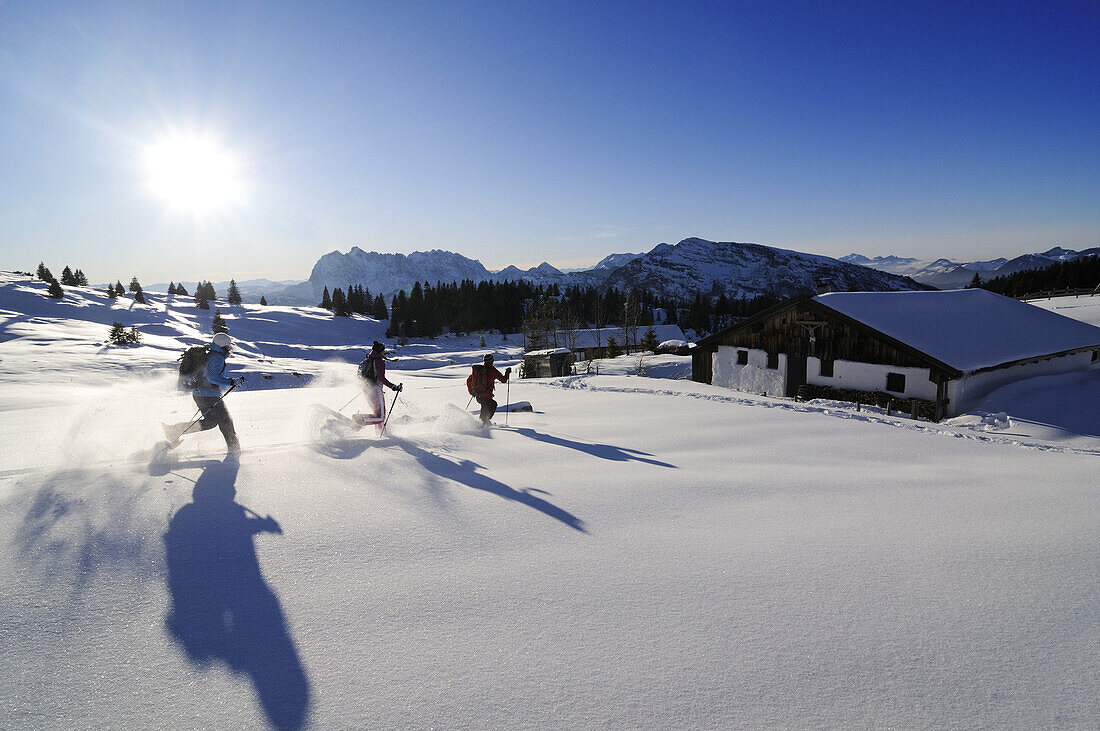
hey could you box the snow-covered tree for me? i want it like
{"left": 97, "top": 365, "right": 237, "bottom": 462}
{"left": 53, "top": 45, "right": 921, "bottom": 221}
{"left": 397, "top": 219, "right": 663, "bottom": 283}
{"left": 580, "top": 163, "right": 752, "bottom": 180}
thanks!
{"left": 212, "top": 310, "right": 228, "bottom": 334}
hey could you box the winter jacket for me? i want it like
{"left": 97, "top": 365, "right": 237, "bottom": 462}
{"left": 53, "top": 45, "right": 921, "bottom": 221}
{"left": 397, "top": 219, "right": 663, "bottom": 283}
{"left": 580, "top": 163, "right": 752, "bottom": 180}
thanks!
{"left": 194, "top": 345, "right": 233, "bottom": 398}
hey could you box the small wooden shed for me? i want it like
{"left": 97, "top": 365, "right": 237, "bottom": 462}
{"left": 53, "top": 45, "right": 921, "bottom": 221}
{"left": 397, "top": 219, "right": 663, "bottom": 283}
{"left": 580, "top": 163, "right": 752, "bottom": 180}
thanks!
{"left": 522, "top": 348, "right": 575, "bottom": 378}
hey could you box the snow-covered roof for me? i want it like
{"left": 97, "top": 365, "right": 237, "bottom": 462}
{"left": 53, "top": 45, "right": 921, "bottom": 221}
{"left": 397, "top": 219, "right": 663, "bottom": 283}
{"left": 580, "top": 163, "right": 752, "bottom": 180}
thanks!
{"left": 525, "top": 347, "right": 572, "bottom": 357}
{"left": 814, "top": 289, "right": 1100, "bottom": 372}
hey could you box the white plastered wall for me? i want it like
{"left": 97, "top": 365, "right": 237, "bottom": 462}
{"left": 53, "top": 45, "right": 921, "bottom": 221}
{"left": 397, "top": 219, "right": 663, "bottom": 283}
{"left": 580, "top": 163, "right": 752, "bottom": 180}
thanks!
{"left": 807, "top": 358, "right": 937, "bottom": 401}
{"left": 946, "top": 350, "right": 1096, "bottom": 416}
{"left": 713, "top": 346, "right": 786, "bottom": 397}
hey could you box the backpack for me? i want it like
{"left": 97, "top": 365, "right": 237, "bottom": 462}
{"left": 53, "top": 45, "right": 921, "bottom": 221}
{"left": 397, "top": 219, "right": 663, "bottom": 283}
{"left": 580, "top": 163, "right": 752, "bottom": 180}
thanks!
{"left": 466, "top": 364, "right": 491, "bottom": 397}
{"left": 359, "top": 356, "right": 378, "bottom": 382}
{"left": 178, "top": 345, "right": 209, "bottom": 390}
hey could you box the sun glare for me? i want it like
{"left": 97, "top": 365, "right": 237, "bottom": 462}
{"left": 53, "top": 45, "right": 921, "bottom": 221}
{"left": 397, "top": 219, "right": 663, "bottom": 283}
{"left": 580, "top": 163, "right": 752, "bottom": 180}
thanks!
{"left": 144, "top": 135, "right": 244, "bottom": 214}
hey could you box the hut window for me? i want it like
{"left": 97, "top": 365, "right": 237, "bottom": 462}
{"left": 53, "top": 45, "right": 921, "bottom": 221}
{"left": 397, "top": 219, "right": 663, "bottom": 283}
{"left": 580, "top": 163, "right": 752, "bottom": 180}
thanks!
{"left": 819, "top": 358, "right": 834, "bottom": 377}
{"left": 766, "top": 352, "right": 778, "bottom": 369}
{"left": 886, "top": 372, "right": 906, "bottom": 393}
{"left": 737, "top": 350, "right": 748, "bottom": 365}
{"left": 1093, "top": 350, "right": 1099, "bottom": 362}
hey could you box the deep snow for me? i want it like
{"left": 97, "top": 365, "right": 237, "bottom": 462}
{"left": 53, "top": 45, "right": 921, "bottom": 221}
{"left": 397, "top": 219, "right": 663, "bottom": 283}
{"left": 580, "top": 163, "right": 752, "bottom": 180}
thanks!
{"left": 1, "top": 275, "right": 1097, "bottom": 729}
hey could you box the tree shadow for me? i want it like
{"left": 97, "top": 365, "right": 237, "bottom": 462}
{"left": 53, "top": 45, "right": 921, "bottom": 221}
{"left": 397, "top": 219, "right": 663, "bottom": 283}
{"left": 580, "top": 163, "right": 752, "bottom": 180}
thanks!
{"left": 393, "top": 440, "right": 587, "bottom": 533}
{"left": 163, "top": 455, "right": 311, "bottom": 730}
{"left": 507, "top": 427, "right": 676, "bottom": 468}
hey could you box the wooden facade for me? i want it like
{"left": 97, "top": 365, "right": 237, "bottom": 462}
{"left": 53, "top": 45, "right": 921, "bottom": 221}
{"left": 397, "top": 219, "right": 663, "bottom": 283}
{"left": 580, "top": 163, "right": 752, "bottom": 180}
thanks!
{"left": 692, "top": 297, "right": 962, "bottom": 413}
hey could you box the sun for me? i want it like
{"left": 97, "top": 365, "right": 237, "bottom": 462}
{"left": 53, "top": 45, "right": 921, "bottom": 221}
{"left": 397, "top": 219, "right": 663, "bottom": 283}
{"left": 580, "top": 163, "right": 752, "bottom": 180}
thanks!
{"left": 144, "top": 134, "right": 245, "bottom": 214}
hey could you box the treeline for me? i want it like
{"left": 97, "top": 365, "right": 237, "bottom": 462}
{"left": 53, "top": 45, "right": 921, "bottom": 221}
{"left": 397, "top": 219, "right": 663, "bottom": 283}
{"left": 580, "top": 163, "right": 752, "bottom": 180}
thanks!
{"left": 320, "top": 284, "right": 388, "bottom": 319}
{"left": 979, "top": 255, "right": 1100, "bottom": 297}
{"left": 363, "top": 278, "right": 779, "bottom": 338}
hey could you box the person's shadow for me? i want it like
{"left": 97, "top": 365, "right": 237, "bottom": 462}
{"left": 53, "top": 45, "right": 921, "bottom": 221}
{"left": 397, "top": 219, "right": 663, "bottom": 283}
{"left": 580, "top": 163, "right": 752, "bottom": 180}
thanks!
{"left": 163, "top": 456, "right": 311, "bottom": 730}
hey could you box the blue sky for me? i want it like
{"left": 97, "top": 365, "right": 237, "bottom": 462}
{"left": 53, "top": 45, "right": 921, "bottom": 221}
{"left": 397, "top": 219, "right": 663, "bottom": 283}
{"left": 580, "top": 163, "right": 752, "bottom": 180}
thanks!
{"left": 1, "top": 0, "right": 1097, "bottom": 283}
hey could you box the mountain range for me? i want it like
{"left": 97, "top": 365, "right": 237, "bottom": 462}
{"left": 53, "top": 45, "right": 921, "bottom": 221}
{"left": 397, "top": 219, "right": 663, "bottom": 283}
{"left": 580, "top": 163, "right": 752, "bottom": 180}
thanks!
{"left": 263, "top": 238, "right": 925, "bottom": 305}
{"left": 840, "top": 246, "right": 1100, "bottom": 289}
{"left": 161, "top": 240, "right": 1096, "bottom": 307}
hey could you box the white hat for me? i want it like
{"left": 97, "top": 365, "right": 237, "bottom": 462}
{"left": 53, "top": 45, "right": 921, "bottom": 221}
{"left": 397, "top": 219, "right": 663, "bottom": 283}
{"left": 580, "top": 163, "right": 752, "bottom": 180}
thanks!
{"left": 211, "top": 332, "right": 232, "bottom": 349}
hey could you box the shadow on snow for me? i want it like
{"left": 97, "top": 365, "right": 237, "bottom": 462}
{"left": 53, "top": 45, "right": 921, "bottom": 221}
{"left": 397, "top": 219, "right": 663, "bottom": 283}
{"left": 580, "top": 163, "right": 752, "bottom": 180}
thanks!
{"left": 163, "top": 455, "right": 311, "bottom": 730}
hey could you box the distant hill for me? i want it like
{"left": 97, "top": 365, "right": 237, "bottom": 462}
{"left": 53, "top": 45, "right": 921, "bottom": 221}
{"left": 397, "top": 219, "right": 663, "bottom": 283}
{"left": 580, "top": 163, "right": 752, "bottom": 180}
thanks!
{"left": 842, "top": 246, "right": 1100, "bottom": 289}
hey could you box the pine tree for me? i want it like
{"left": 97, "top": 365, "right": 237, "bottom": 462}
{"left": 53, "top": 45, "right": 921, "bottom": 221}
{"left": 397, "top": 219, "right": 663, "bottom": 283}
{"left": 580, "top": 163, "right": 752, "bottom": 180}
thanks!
{"left": 967, "top": 272, "right": 983, "bottom": 289}
{"left": 373, "top": 293, "right": 388, "bottom": 319}
{"left": 227, "top": 279, "right": 242, "bottom": 306}
{"left": 194, "top": 290, "right": 210, "bottom": 310}
{"left": 116, "top": 281, "right": 126, "bottom": 296}
{"left": 640, "top": 327, "right": 659, "bottom": 353}
{"left": 212, "top": 310, "right": 228, "bottom": 334}
{"left": 167, "top": 282, "right": 177, "bottom": 295}
{"left": 134, "top": 286, "right": 146, "bottom": 304}
{"left": 107, "top": 284, "right": 118, "bottom": 299}
{"left": 108, "top": 322, "right": 128, "bottom": 344}
{"left": 320, "top": 286, "right": 333, "bottom": 310}
{"left": 606, "top": 337, "right": 622, "bottom": 358}
{"left": 127, "top": 326, "right": 142, "bottom": 344}
{"left": 75, "top": 269, "right": 88, "bottom": 286}
{"left": 176, "top": 283, "right": 189, "bottom": 296}
{"left": 129, "top": 277, "right": 141, "bottom": 293}
{"left": 47, "top": 279, "right": 64, "bottom": 299}
{"left": 61, "top": 266, "right": 76, "bottom": 286}
{"left": 259, "top": 296, "right": 268, "bottom": 306}
{"left": 36, "top": 263, "right": 53, "bottom": 282}
{"left": 331, "top": 288, "right": 349, "bottom": 316}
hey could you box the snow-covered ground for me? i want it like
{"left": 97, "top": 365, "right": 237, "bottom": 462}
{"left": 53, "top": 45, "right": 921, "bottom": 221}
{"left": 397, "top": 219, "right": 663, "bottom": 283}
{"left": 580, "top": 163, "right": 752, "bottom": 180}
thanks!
{"left": 1, "top": 273, "right": 1097, "bottom": 729}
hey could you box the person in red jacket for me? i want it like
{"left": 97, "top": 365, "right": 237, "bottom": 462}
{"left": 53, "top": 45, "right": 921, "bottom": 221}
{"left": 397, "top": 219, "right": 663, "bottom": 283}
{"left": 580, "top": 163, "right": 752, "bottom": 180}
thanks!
{"left": 355, "top": 340, "right": 402, "bottom": 432}
{"left": 467, "top": 353, "right": 510, "bottom": 426}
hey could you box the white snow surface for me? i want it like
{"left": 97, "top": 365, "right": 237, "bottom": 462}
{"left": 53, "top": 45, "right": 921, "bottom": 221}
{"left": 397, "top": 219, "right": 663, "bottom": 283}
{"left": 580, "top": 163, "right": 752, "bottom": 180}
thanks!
{"left": 1, "top": 273, "right": 1098, "bottom": 729}
{"left": 815, "top": 289, "right": 1100, "bottom": 372}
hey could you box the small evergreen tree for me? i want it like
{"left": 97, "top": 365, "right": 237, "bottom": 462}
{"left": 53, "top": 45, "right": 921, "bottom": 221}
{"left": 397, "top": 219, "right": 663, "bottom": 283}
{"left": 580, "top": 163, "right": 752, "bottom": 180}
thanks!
{"left": 194, "top": 290, "right": 210, "bottom": 309}
{"left": 47, "top": 279, "right": 64, "bottom": 299}
{"left": 168, "top": 282, "right": 177, "bottom": 295}
{"left": 129, "top": 277, "right": 141, "bottom": 293}
{"left": 75, "top": 269, "right": 88, "bottom": 286}
{"left": 640, "top": 327, "right": 659, "bottom": 353}
{"left": 331, "top": 287, "right": 349, "bottom": 316}
{"left": 116, "top": 280, "right": 126, "bottom": 296}
{"left": 134, "top": 286, "right": 146, "bottom": 304}
{"left": 61, "top": 266, "right": 76, "bottom": 286}
{"left": 37, "top": 262, "right": 53, "bottom": 282}
{"left": 107, "top": 284, "right": 118, "bottom": 299}
{"left": 373, "top": 293, "right": 388, "bottom": 319}
{"left": 606, "top": 337, "right": 622, "bottom": 358}
{"left": 127, "top": 326, "right": 142, "bottom": 344}
{"left": 227, "top": 279, "right": 242, "bottom": 305}
{"left": 108, "top": 322, "right": 128, "bottom": 344}
{"left": 176, "top": 282, "right": 189, "bottom": 296}
{"left": 966, "top": 272, "right": 983, "bottom": 289}
{"left": 321, "top": 286, "right": 333, "bottom": 310}
{"left": 259, "top": 296, "right": 268, "bottom": 306}
{"left": 212, "top": 310, "right": 228, "bottom": 334}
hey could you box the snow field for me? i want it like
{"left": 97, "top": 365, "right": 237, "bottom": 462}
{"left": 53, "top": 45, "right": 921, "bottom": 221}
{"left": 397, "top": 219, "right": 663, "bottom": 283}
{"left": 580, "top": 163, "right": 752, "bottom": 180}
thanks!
{"left": 1, "top": 273, "right": 1098, "bottom": 728}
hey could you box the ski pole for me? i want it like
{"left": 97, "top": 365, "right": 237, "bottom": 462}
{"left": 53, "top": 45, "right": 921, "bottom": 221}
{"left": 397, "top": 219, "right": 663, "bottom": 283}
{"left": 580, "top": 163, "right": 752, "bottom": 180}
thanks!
{"left": 178, "top": 382, "right": 238, "bottom": 436}
{"left": 336, "top": 391, "right": 360, "bottom": 414}
{"left": 505, "top": 378, "right": 510, "bottom": 426}
{"left": 379, "top": 386, "right": 402, "bottom": 437}
{"left": 465, "top": 394, "right": 474, "bottom": 410}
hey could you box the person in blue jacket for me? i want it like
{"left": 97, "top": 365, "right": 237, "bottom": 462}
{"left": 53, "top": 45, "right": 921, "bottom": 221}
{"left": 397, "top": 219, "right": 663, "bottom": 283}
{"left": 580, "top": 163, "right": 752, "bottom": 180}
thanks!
{"left": 163, "top": 332, "right": 243, "bottom": 452}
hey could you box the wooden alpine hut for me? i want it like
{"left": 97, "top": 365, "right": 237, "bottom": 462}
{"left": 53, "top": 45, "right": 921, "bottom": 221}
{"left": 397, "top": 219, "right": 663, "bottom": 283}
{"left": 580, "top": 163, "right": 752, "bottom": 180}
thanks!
{"left": 692, "top": 289, "right": 1100, "bottom": 420}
